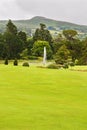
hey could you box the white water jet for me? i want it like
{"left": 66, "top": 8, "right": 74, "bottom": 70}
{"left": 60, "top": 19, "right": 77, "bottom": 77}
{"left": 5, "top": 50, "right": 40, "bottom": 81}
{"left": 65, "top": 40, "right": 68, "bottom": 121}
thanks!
{"left": 43, "top": 46, "right": 46, "bottom": 65}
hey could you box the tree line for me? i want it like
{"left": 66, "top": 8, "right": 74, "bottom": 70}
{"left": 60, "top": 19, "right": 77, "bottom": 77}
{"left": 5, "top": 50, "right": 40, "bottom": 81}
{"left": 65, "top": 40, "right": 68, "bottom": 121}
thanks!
{"left": 0, "top": 20, "right": 87, "bottom": 65}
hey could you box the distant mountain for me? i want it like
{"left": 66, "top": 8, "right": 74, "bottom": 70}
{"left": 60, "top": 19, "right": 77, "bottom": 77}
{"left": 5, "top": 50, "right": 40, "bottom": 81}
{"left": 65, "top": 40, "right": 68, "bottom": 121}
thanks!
{"left": 0, "top": 16, "right": 87, "bottom": 37}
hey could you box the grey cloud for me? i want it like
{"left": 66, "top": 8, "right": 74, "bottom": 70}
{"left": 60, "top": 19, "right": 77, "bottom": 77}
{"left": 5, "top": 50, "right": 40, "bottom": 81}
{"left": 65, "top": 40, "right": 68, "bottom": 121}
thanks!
{"left": 14, "top": 0, "right": 87, "bottom": 25}
{"left": 0, "top": 0, "right": 87, "bottom": 25}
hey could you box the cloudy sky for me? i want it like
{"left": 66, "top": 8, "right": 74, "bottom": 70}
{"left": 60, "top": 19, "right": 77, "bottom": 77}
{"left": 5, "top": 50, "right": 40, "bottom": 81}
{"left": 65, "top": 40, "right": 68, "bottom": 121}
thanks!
{"left": 0, "top": 0, "right": 87, "bottom": 25}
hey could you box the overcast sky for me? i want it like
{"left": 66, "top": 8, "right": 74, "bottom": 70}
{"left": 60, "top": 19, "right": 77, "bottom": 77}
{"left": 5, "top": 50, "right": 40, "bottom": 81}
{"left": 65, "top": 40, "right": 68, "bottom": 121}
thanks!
{"left": 0, "top": 0, "right": 87, "bottom": 25}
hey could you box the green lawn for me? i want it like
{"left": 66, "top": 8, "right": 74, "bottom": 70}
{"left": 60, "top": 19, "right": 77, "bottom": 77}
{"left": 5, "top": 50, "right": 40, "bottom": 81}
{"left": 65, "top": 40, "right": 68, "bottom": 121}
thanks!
{"left": 0, "top": 64, "right": 87, "bottom": 130}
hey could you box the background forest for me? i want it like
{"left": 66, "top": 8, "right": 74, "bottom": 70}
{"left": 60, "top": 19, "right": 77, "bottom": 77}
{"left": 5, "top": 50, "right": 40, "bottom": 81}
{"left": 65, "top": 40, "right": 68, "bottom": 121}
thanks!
{"left": 0, "top": 18, "right": 87, "bottom": 65}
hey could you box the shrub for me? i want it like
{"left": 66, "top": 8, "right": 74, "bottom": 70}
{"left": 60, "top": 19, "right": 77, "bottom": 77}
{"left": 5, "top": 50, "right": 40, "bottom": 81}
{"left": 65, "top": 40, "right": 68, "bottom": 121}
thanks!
{"left": 69, "top": 62, "right": 75, "bottom": 67}
{"left": 63, "top": 63, "right": 69, "bottom": 69}
{"left": 4, "top": 58, "right": 8, "bottom": 65}
{"left": 75, "top": 59, "right": 79, "bottom": 65}
{"left": 22, "top": 62, "right": 29, "bottom": 67}
{"left": 47, "top": 63, "right": 62, "bottom": 69}
{"left": 28, "top": 56, "right": 38, "bottom": 60}
{"left": 13, "top": 58, "right": 18, "bottom": 66}
{"left": 20, "top": 49, "right": 28, "bottom": 60}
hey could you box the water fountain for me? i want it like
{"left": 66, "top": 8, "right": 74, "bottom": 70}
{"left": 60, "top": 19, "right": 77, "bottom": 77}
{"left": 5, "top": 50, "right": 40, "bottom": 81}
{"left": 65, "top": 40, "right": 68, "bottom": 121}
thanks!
{"left": 43, "top": 46, "right": 46, "bottom": 65}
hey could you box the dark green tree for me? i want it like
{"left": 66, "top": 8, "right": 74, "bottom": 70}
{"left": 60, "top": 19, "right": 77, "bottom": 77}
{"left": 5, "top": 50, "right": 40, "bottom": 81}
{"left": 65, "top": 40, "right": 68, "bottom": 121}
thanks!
{"left": 53, "top": 33, "right": 65, "bottom": 54}
{"left": 27, "top": 37, "right": 34, "bottom": 55}
{"left": 40, "top": 23, "right": 46, "bottom": 30}
{"left": 6, "top": 20, "right": 17, "bottom": 35}
{"left": 63, "top": 29, "right": 82, "bottom": 61}
{"left": 33, "top": 23, "right": 53, "bottom": 50}
{"left": 78, "top": 38, "right": 87, "bottom": 65}
{"left": 4, "top": 20, "right": 24, "bottom": 59}
{"left": 65, "top": 39, "right": 82, "bottom": 61}
{"left": 0, "top": 33, "right": 6, "bottom": 59}
{"left": 18, "top": 31, "right": 27, "bottom": 48}
{"left": 55, "top": 45, "right": 70, "bottom": 64}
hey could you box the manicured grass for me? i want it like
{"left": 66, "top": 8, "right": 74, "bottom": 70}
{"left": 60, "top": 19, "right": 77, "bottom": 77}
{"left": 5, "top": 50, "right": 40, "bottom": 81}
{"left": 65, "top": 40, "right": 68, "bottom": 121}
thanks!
{"left": 0, "top": 64, "right": 87, "bottom": 130}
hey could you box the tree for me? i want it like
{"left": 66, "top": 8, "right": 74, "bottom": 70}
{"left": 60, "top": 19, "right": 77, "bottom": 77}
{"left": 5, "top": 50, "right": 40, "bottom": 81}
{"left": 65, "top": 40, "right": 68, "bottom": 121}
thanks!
{"left": 4, "top": 32, "right": 24, "bottom": 59}
{"left": 63, "top": 30, "right": 77, "bottom": 40}
{"left": 65, "top": 39, "right": 82, "bottom": 61}
{"left": 62, "top": 29, "right": 82, "bottom": 61}
{"left": 78, "top": 38, "right": 87, "bottom": 65}
{"left": 40, "top": 23, "right": 46, "bottom": 30}
{"left": 32, "top": 40, "right": 53, "bottom": 59}
{"left": 4, "top": 20, "right": 24, "bottom": 59}
{"left": 18, "top": 31, "right": 27, "bottom": 48}
{"left": 55, "top": 45, "right": 70, "bottom": 64}
{"left": 0, "top": 33, "right": 6, "bottom": 59}
{"left": 33, "top": 23, "right": 53, "bottom": 50}
{"left": 53, "top": 33, "right": 65, "bottom": 54}
{"left": 27, "top": 37, "right": 34, "bottom": 55}
{"left": 6, "top": 20, "right": 17, "bottom": 35}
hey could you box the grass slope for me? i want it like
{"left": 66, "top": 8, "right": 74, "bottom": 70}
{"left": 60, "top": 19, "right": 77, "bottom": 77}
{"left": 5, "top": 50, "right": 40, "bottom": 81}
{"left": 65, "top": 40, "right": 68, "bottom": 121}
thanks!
{"left": 0, "top": 65, "right": 87, "bottom": 130}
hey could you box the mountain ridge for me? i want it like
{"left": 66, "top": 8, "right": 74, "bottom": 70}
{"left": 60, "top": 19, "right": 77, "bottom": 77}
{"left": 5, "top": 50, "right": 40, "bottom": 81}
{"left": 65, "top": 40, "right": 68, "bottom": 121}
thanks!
{"left": 0, "top": 16, "right": 87, "bottom": 36}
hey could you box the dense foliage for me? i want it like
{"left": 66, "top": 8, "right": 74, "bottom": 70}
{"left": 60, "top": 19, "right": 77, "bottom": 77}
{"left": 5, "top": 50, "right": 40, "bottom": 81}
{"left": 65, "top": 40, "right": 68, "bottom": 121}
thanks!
{"left": 32, "top": 40, "right": 53, "bottom": 59}
{"left": 0, "top": 20, "right": 87, "bottom": 65}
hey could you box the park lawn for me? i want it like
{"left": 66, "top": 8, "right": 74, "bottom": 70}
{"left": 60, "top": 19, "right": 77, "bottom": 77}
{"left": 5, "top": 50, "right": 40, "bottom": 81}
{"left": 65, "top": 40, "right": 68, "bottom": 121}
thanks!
{"left": 0, "top": 64, "right": 87, "bottom": 130}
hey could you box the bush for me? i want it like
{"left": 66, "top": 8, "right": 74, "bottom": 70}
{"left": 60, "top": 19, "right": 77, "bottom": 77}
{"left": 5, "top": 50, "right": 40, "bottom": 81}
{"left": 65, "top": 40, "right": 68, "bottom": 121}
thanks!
{"left": 13, "top": 58, "right": 18, "bottom": 66}
{"left": 69, "top": 62, "right": 75, "bottom": 67}
{"left": 55, "top": 55, "right": 65, "bottom": 64}
{"left": 47, "top": 63, "right": 62, "bottom": 69}
{"left": 75, "top": 59, "right": 79, "bottom": 65}
{"left": 22, "top": 62, "right": 29, "bottom": 67}
{"left": 4, "top": 58, "right": 8, "bottom": 65}
{"left": 63, "top": 63, "right": 69, "bottom": 69}
{"left": 28, "top": 56, "right": 38, "bottom": 60}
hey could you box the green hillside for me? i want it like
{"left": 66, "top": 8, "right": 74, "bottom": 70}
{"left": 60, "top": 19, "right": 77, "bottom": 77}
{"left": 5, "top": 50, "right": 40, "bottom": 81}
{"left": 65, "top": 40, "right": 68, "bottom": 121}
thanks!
{"left": 0, "top": 16, "right": 87, "bottom": 36}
